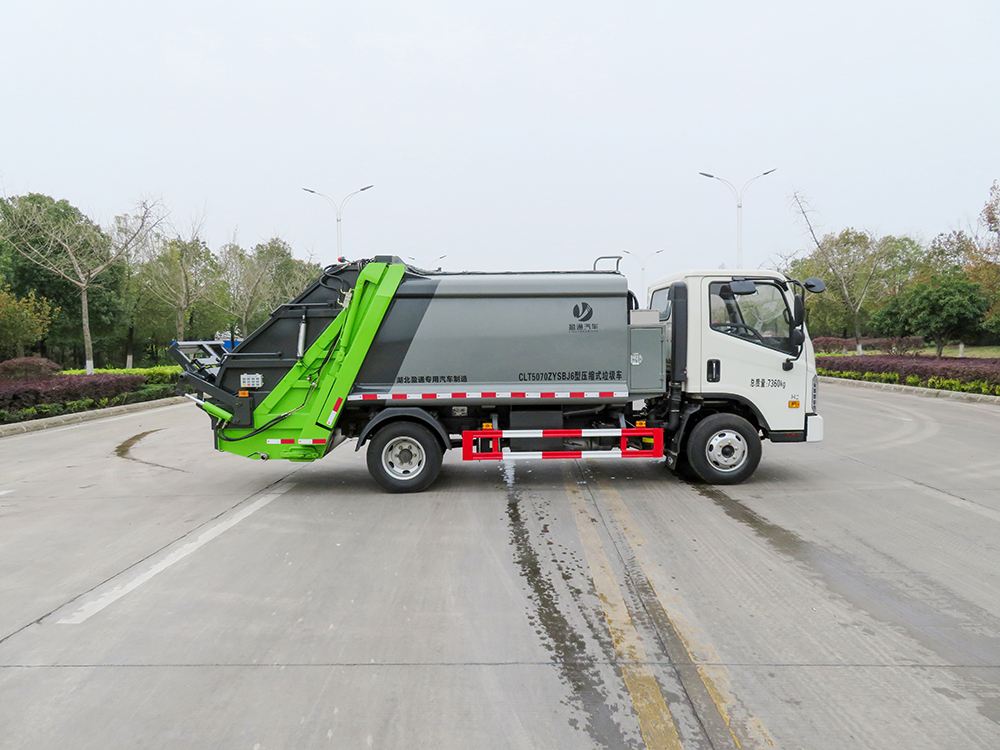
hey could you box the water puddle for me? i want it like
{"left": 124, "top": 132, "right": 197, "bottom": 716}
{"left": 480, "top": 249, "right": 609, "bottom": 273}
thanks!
{"left": 114, "top": 429, "right": 185, "bottom": 472}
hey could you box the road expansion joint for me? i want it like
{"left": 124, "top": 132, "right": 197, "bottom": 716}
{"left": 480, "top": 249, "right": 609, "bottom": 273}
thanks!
{"left": 570, "top": 462, "right": 743, "bottom": 750}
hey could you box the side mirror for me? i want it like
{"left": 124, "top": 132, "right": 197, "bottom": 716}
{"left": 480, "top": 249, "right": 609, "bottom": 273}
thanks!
{"left": 792, "top": 296, "right": 804, "bottom": 327}
{"left": 791, "top": 328, "right": 805, "bottom": 347}
{"left": 729, "top": 279, "right": 757, "bottom": 295}
{"left": 804, "top": 277, "right": 826, "bottom": 294}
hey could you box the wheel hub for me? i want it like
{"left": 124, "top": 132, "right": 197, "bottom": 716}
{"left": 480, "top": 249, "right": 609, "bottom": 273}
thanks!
{"left": 705, "top": 429, "right": 747, "bottom": 472}
{"left": 382, "top": 437, "right": 425, "bottom": 480}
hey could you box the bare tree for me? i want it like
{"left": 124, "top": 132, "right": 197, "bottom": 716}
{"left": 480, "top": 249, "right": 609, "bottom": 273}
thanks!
{"left": 791, "top": 192, "right": 899, "bottom": 353}
{"left": 0, "top": 194, "right": 164, "bottom": 373}
{"left": 215, "top": 238, "right": 322, "bottom": 339}
{"left": 142, "top": 218, "right": 220, "bottom": 341}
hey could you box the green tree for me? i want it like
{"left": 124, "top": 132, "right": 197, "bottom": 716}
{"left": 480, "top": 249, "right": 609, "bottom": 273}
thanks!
{"left": 0, "top": 281, "right": 56, "bottom": 357}
{"left": 873, "top": 273, "right": 989, "bottom": 357}
{"left": 0, "top": 194, "right": 162, "bottom": 372}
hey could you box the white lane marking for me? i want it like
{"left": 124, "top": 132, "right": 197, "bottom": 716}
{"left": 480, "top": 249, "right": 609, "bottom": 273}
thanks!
{"left": 56, "top": 483, "right": 295, "bottom": 624}
{"left": 0, "top": 490, "right": 13, "bottom": 496}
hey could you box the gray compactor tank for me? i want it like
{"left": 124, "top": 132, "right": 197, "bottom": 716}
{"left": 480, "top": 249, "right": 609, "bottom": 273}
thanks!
{"left": 353, "top": 268, "right": 631, "bottom": 401}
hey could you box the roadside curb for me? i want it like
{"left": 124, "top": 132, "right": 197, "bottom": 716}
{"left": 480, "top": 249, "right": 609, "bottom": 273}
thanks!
{"left": 0, "top": 396, "right": 190, "bottom": 439}
{"left": 819, "top": 376, "right": 1000, "bottom": 406}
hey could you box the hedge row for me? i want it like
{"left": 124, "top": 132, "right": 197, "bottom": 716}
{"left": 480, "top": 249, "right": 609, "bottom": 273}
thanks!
{"left": 60, "top": 365, "right": 182, "bottom": 385}
{"left": 0, "top": 373, "right": 147, "bottom": 411}
{"left": 817, "top": 355, "right": 1000, "bottom": 387}
{"left": 0, "top": 383, "right": 177, "bottom": 425}
{"left": 812, "top": 337, "right": 924, "bottom": 355}
{"left": 818, "top": 368, "right": 1000, "bottom": 396}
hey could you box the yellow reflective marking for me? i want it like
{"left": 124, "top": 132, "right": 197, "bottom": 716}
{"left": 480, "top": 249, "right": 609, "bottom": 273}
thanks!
{"left": 592, "top": 477, "right": 777, "bottom": 749}
{"left": 789, "top": 400, "right": 800, "bottom": 409}
{"left": 565, "top": 479, "right": 682, "bottom": 750}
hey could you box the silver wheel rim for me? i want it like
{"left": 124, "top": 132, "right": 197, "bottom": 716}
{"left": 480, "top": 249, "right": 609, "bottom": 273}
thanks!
{"left": 381, "top": 436, "right": 426, "bottom": 481}
{"left": 704, "top": 429, "right": 747, "bottom": 472}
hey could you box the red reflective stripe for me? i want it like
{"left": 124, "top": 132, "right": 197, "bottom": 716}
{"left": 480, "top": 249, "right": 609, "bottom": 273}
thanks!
{"left": 599, "top": 391, "right": 614, "bottom": 398}
{"left": 362, "top": 394, "right": 378, "bottom": 400}
{"left": 570, "top": 392, "right": 585, "bottom": 398}
{"left": 391, "top": 393, "right": 408, "bottom": 400}
{"left": 481, "top": 392, "right": 496, "bottom": 398}
{"left": 333, "top": 398, "right": 343, "bottom": 411}
{"left": 452, "top": 392, "right": 466, "bottom": 398}
{"left": 281, "top": 439, "right": 294, "bottom": 444}
{"left": 511, "top": 392, "right": 526, "bottom": 398}
{"left": 421, "top": 393, "right": 437, "bottom": 399}
{"left": 541, "top": 392, "right": 555, "bottom": 398}
{"left": 542, "top": 429, "right": 583, "bottom": 437}
{"left": 541, "top": 451, "right": 582, "bottom": 459}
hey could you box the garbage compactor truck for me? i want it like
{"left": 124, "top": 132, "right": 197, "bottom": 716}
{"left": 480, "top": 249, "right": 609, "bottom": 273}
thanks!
{"left": 169, "top": 256, "right": 826, "bottom": 492}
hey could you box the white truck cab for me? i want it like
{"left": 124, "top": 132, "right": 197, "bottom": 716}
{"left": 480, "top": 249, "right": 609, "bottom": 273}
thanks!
{"left": 646, "top": 269, "right": 824, "bottom": 481}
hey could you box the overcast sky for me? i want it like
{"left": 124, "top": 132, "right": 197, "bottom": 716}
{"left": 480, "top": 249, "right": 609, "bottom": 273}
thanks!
{"left": 2, "top": 1, "right": 997, "bottom": 290}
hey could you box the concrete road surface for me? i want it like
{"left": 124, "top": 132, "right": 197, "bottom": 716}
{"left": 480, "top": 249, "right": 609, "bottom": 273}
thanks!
{"left": 1, "top": 381, "right": 998, "bottom": 749}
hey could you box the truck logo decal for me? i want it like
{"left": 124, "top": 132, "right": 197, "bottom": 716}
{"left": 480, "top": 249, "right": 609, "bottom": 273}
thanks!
{"left": 572, "top": 302, "right": 594, "bottom": 322}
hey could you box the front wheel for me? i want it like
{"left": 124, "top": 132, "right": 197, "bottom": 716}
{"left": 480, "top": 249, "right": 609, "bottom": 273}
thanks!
{"left": 686, "top": 413, "right": 761, "bottom": 485}
{"left": 366, "top": 421, "right": 443, "bottom": 493}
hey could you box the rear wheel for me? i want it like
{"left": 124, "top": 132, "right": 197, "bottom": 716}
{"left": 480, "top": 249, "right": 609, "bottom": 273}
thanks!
{"left": 366, "top": 421, "right": 443, "bottom": 493}
{"left": 686, "top": 413, "right": 761, "bottom": 484}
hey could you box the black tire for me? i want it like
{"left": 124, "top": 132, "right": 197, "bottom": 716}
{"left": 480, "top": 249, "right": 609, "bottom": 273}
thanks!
{"left": 670, "top": 449, "right": 699, "bottom": 481}
{"left": 686, "top": 413, "right": 761, "bottom": 485}
{"left": 366, "top": 421, "right": 443, "bottom": 493}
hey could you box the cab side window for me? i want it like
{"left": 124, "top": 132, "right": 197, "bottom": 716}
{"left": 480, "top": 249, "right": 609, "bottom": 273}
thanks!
{"left": 708, "top": 281, "right": 795, "bottom": 354}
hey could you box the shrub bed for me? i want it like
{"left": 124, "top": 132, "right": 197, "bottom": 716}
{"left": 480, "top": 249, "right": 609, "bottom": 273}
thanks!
{"left": 0, "top": 373, "right": 147, "bottom": 412}
{"left": 0, "top": 383, "right": 177, "bottom": 425}
{"left": 817, "top": 354, "right": 1000, "bottom": 396}
{"left": 0, "top": 359, "right": 185, "bottom": 426}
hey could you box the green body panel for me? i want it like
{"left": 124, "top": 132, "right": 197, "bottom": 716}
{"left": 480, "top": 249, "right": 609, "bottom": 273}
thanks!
{"left": 212, "top": 262, "right": 405, "bottom": 461}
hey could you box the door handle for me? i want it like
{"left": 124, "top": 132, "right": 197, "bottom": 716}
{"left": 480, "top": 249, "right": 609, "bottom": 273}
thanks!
{"left": 707, "top": 359, "right": 720, "bottom": 383}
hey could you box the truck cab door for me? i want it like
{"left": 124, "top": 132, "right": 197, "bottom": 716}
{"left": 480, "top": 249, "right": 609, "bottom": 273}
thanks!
{"left": 699, "top": 278, "right": 808, "bottom": 435}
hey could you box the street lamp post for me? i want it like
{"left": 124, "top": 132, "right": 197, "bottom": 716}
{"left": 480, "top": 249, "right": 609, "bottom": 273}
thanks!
{"left": 622, "top": 248, "right": 664, "bottom": 299}
{"left": 302, "top": 185, "right": 374, "bottom": 260}
{"left": 698, "top": 169, "right": 776, "bottom": 268}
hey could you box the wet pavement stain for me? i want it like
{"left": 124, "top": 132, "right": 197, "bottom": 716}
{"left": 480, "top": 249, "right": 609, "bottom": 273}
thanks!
{"left": 503, "top": 464, "right": 634, "bottom": 749}
{"left": 697, "top": 483, "right": 1000, "bottom": 725}
{"left": 114, "top": 430, "right": 186, "bottom": 472}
